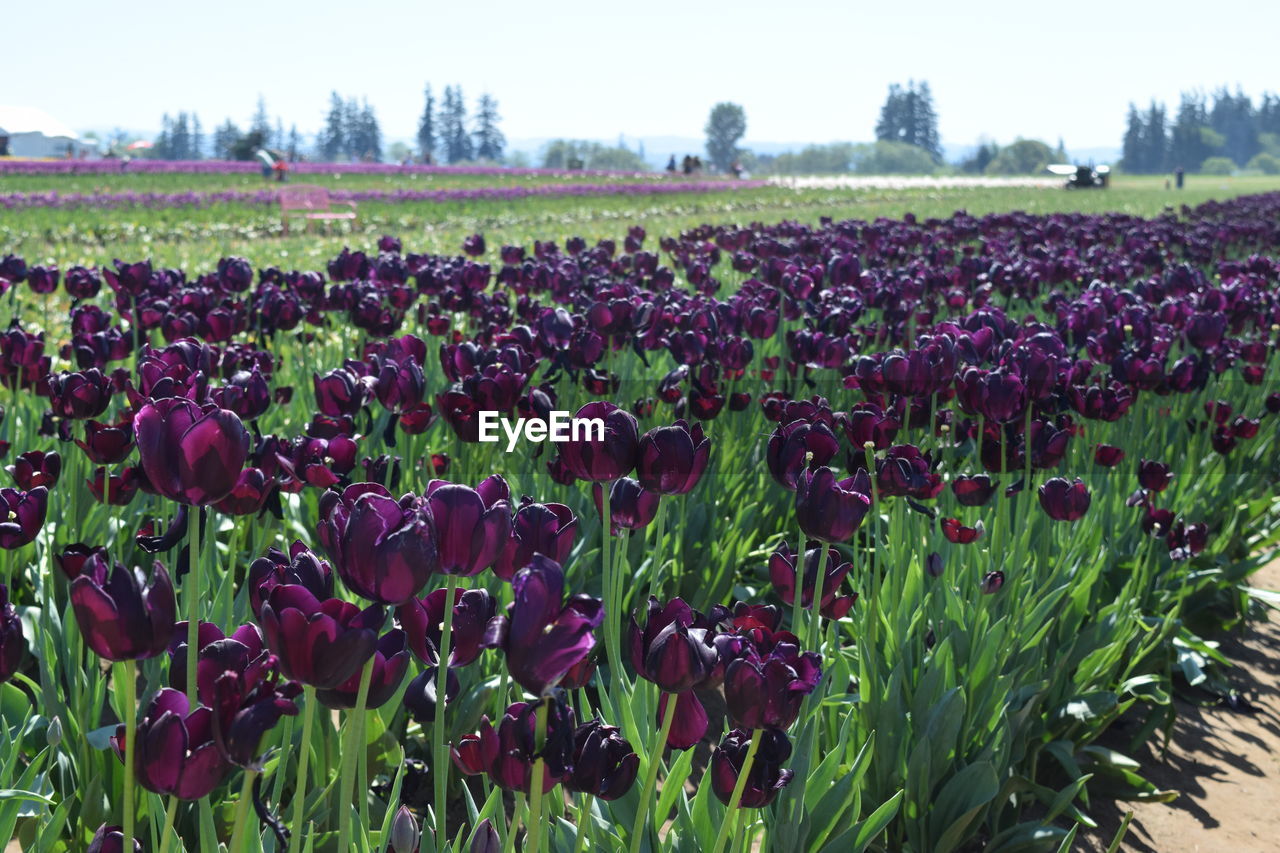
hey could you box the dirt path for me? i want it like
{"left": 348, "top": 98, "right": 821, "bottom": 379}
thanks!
{"left": 1078, "top": 559, "right": 1280, "bottom": 852}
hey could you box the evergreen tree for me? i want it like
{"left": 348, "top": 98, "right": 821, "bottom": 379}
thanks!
{"left": 251, "top": 96, "right": 271, "bottom": 139}
{"left": 191, "top": 114, "right": 204, "bottom": 159}
{"left": 287, "top": 125, "right": 301, "bottom": 161}
{"left": 154, "top": 113, "right": 172, "bottom": 159}
{"left": 358, "top": 99, "right": 382, "bottom": 161}
{"left": 472, "top": 93, "right": 505, "bottom": 162}
{"left": 1121, "top": 103, "right": 1145, "bottom": 172}
{"left": 875, "top": 81, "right": 942, "bottom": 162}
{"left": 1210, "top": 87, "right": 1257, "bottom": 165}
{"left": 172, "top": 112, "right": 192, "bottom": 159}
{"left": 1141, "top": 101, "right": 1169, "bottom": 173}
{"left": 321, "top": 91, "right": 345, "bottom": 160}
{"left": 441, "top": 86, "right": 474, "bottom": 164}
{"left": 1169, "top": 92, "right": 1215, "bottom": 170}
{"left": 417, "top": 84, "right": 436, "bottom": 162}
{"left": 212, "top": 120, "right": 242, "bottom": 160}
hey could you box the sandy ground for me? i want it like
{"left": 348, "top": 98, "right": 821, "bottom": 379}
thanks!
{"left": 1077, "top": 558, "right": 1280, "bottom": 852}
{"left": 768, "top": 175, "right": 1062, "bottom": 190}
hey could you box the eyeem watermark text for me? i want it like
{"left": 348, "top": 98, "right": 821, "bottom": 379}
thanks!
{"left": 478, "top": 411, "right": 605, "bottom": 452}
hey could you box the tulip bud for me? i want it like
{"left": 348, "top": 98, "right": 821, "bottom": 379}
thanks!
{"left": 470, "top": 819, "right": 500, "bottom": 853}
{"left": 981, "top": 571, "right": 1005, "bottom": 594}
{"left": 389, "top": 805, "right": 420, "bottom": 853}
{"left": 46, "top": 715, "right": 63, "bottom": 747}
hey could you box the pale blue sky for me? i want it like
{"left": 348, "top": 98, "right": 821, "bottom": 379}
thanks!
{"left": 9, "top": 0, "right": 1277, "bottom": 149}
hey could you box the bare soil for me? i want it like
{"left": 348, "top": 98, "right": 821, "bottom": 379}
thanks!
{"left": 1077, "top": 559, "right": 1280, "bottom": 852}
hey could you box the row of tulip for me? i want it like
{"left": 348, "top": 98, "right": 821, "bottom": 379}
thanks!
{"left": 0, "top": 159, "right": 649, "bottom": 179}
{"left": 0, "top": 192, "right": 1279, "bottom": 852}
{"left": 0, "top": 181, "right": 764, "bottom": 213}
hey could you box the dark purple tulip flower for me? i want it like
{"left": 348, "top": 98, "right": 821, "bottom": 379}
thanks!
{"left": 27, "top": 265, "right": 58, "bottom": 294}
{"left": 313, "top": 367, "right": 370, "bottom": 417}
{"left": 629, "top": 597, "right": 719, "bottom": 694}
{"left": 1094, "top": 445, "right": 1126, "bottom": 467}
{"left": 766, "top": 420, "right": 839, "bottom": 491}
{"left": 565, "top": 719, "right": 639, "bottom": 801}
{"left": 981, "top": 571, "right": 1005, "bottom": 594}
{"left": 593, "top": 477, "right": 661, "bottom": 534}
{"left": 951, "top": 474, "right": 997, "bottom": 507}
{"left": 493, "top": 499, "right": 577, "bottom": 581}
{"left": 424, "top": 476, "right": 512, "bottom": 576}
{"left": 317, "top": 482, "right": 437, "bottom": 605}
{"left": 317, "top": 628, "right": 409, "bottom": 709}
{"left": 65, "top": 266, "right": 102, "bottom": 300}
{"left": 654, "top": 689, "right": 710, "bottom": 750}
{"left": 70, "top": 560, "right": 176, "bottom": 660}
{"left": 55, "top": 543, "right": 109, "bottom": 580}
{"left": 76, "top": 418, "right": 135, "bottom": 465}
{"left": 402, "top": 664, "right": 460, "bottom": 723}
{"left": 6, "top": 451, "right": 60, "bottom": 490}
{"left": 768, "top": 544, "right": 856, "bottom": 620}
{"left": 258, "top": 584, "right": 382, "bottom": 688}
{"left": 389, "top": 806, "right": 420, "bottom": 853}
{"left": 1, "top": 582, "right": 26, "bottom": 683}
{"left": 482, "top": 555, "right": 603, "bottom": 696}
{"left": 711, "top": 728, "right": 795, "bottom": 808}
{"left": 247, "top": 541, "right": 334, "bottom": 618}
{"left": 1138, "top": 459, "right": 1173, "bottom": 492}
{"left": 723, "top": 641, "right": 822, "bottom": 730}
{"left": 1038, "top": 477, "right": 1091, "bottom": 522}
{"left": 795, "top": 467, "right": 871, "bottom": 543}
{"left": 636, "top": 420, "right": 711, "bottom": 495}
{"left": 398, "top": 586, "right": 496, "bottom": 667}
{"left": 0, "top": 484, "right": 47, "bottom": 545}
{"left": 452, "top": 698, "right": 575, "bottom": 794}
{"left": 557, "top": 401, "right": 639, "bottom": 482}
{"left": 134, "top": 398, "right": 250, "bottom": 505}
{"left": 87, "top": 824, "right": 141, "bottom": 853}
{"left": 212, "top": 468, "right": 273, "bottom": 516}
{"left": 46, "top": 369, "right": 112, "bottom": 420}
{"left": 111, "top": 688, "right": 231, "bottom": 799}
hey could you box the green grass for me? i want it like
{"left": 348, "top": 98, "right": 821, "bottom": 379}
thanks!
{"left": 6, "top": 173, "right": 1280, "bottom": 270}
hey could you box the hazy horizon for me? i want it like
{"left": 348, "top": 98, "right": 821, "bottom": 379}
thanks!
{"left": 8, "top": 0, "right": 1278, "bottom": 154}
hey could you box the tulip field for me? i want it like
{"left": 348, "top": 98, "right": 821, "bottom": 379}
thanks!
{"left": 3, "top": 166, "right": 1280, "bottom": 853}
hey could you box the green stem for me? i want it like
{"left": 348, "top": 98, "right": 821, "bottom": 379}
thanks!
{"left": 710, "top": 729, "right": 764, "bottom": 853}
{"left": 570, "top": 795, "right": 591, "bottom": 853}
{"left": 287, "top": 685, "right": 317, "bottom": 853}
{"left": 118, "top": 659, "right": 138, "bottom": 850}
{"left": 185, "top": 507, "right": 202, "bottom": 707}
{"left": 434, "top": 574, "right": 460, "bottom": 853}
{"left": 790, "top": 519, "right": 806, "bottom": 637}
{"left": 228, "top": 769, "right": 258, "bottom": 853}
{"left": 502, "top": 793, "right": 526, "bottom": 853}
{"left": 526, "top": 698, "right": 550, "bottom": 853}
{"left": 628, "top": 690, "right": 678, "bottom": 853}
{"left": 601, "top": 480, "right": 624, "bottom": 685}
{"left": 336, "top": 658, "right": 375, "bottom": 853}
{"left": 805, "top": 547, "right": 830, "bottom": 653}
{"left": 158, "top": 796, "right": 179, "bottom": 853}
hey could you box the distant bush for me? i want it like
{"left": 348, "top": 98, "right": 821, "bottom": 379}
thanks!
{"left": 1200, "top": 156, "right": 1237, "bottom": 175}
{"left": 1246, "top": 152, "right": 1280, "bottom": 174}
{"left": 852, "top": 141, "right": 936, "bottom": 175}
{"left": 540, "top": 140, "right": 649, "bottom": 172}
{"left": 985, "top": 139, "right": 1055, "bottom": 175}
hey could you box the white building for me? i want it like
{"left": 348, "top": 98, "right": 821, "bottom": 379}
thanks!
{"left": 0, "top": 105, "right": 89, "bottom": 158}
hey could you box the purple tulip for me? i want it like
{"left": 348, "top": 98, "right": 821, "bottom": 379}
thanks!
{"left": 247, "top": 542, "right": 334, "bottom": 618}
{"left": 593, "top": 477, "right": 661, "bottom": 534}
{"left": 46, "top": 369, "right": 112, "bottom": 420}
{"left": 134, "top": 398, "right": 250, "bottom": 505}
{"left": 452, "top": 698, "right": 575, "bottom": 794}
{"left": 76, "top": 418, "right": 135, "bottom": 465}
{"left": 565, "top": 719, "right": 639, "bottom": 801}
{"left": 314, "top": 367, "right": 370, "bottom": 417}
{"left": 493, "top": 499, "right": 577, "bottom": 581}
{"left": 87, "top": 824, "right": 142, "bottom": 853}
{"left": 1038, "top": 477, "right": 1091, "bottom": 522}
{"left": 951, "top": 474, "right": 997, "bottom": 507}
{"left": 629, "top": 597, "right": 719, "bottom": 694}
{"left": 66, "top": 266, "right": 103, "bottom": 300}
{"left": 981, "top": 571, "right": 1005, "bottom": 594}
{"left": 1, "top": 582, "right": 26, "bottom": 683}
{"left": 768, "top": 544, "right": 856, "bottom": 620}
{"left": 794, "top": 467, "right": 871, "bottom": 543}
{"left": 482, "top": 555, "right": 603, "bottom": 696}
{"left": 389, "top": 806, "right": 420, "bottom": 853}
{"left": 711, "top": 728, "right": 795, "bottom": 808}
{"left": 317, "top": 628, "right": 409, "bottom": 709}
{"left": 70, "top": 560, "right": 176, "bottom": 661}
{"left": 1138, "top": 459, "right": 1173, "bottom": 492}
{"left": 6, "top": 451, "right": 60, "bottom": 490}
{"left": 317, "top": 483, "right": 437, "bottom": 605}
{"left": 0, "top": 487, "right": 48, "bottom": 549}
{"left": 723, "top": 640, "right": 822, "bottom": 730}
{"left": 556, "top": 401, "right": 639, "bottom": 482}
{"left": 636, "top": 420, "right": 710, "bottom": 495}
{"left": 112, "top": 688, "right": 231, "bottom": 799}
{"left": 766, "top": 420, "right": 840, "bottom": 491}
{"left": 398, "top": 586, "right": 496, "bottom": 670}
{"left": 1094, "top": 444, "right": 1125, "bottom": 467}
{"left": 258, "top": 585, "right": 382, "bottom": 688}
{"left": 424, "top": 476, "right": 512, "bottom": 576}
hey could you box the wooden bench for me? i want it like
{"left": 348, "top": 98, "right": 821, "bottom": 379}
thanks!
{"left": 279, "top": 184, "right": 358, "bottom": 234}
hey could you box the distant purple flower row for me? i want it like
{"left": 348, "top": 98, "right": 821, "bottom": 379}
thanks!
{"left": 0, "top": 180, "right": 766, "bottom": 211}
{"left": 0, "top": 158, "right": 650, "bottom": 179}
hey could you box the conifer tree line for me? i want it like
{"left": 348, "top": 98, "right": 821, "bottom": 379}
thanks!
{"left": 144, "top": 87, "right": 504, "bottom": 164}
{"left": 1122, "top": 89, "right": 1280, "bottom": 173}
{"left": 874, "top": 81, "right": 943, "bottom": 163}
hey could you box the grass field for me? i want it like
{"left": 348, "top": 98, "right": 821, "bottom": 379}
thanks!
{"left": 5, "top": 172, "right": 1280, "bottom": 270}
